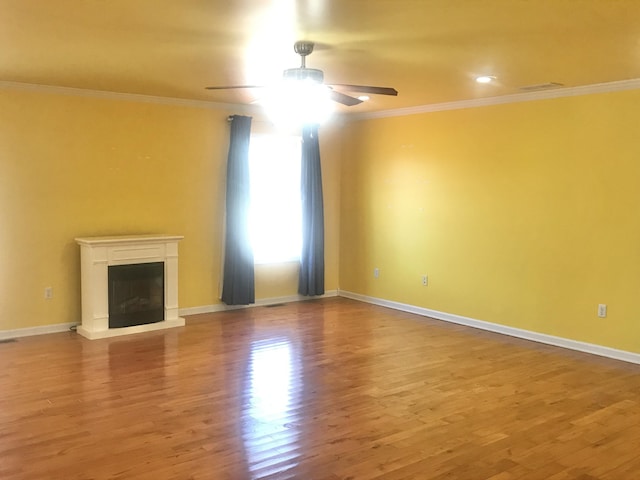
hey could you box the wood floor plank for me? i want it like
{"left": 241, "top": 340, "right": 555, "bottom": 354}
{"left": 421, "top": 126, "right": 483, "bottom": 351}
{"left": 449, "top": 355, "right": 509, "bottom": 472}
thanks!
{"left": 1, "top": 297, "right": 639, "bottom": 479}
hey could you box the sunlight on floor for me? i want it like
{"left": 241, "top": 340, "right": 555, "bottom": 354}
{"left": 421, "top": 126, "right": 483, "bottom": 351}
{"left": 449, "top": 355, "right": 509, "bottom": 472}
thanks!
{"left": 244, "top": 338, "right": 302, "bottom": 476}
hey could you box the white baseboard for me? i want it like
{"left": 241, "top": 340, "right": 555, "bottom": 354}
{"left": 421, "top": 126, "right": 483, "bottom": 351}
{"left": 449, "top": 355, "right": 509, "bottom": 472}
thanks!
{"left": 338, "top": 290, "right": 640, "bottom": 365}
{"left": 0, "top": 322, "right": 77, "bottom": 341}
{"left": 179, "top": 290, "right": 339, "bottom": 317}
{"left": 11, "top": 289, "right": 635, "bottom": 367}
{"left": 0, "top": 291, "right": 339, "bottom": 341}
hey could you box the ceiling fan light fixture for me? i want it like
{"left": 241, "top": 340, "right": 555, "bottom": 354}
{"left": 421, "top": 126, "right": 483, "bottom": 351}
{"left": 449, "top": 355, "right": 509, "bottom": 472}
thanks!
{"left": 283, "top": 67, "right": 324, "bottom": 84}
{"left": 263, "top": 82, "right": 334, "bottom": 127}
{"left": 357, "top": 95, "right": 370, "bottom": 101}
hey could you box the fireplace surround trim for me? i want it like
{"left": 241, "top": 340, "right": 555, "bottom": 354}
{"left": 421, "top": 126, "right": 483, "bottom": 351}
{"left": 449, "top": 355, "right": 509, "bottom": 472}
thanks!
{"left": 75, "top": 234, "right": 185, "bottom": 340}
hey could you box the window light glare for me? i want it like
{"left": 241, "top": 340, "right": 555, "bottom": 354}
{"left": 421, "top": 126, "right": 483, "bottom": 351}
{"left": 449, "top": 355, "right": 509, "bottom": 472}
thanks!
{"left": 248, "top": 134, "right": 302, "bottom": 264}
{"left": 476, "top": 75, "right": 496, "bottom": 84}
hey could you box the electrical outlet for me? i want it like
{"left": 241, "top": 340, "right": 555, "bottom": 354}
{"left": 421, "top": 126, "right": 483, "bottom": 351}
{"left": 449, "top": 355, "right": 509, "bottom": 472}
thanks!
{"left": 597, "top": 304, "right": 607, "bottom": 318}
{"left": 44, "top": 287, "right": 53, "bottom": 299}
{"left": 421, "top": 275, "right": 428, "bottom": 286}
{"left": 374, "top": 268, "right": 379, "bottom": 279}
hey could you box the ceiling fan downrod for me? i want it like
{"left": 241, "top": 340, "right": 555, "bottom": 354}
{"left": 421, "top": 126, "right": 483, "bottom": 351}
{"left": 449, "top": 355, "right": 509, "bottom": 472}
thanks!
{"left": 284, "top": 41, "right": 323, "bottom": 83}
{"left": 294, "top": 41, "right": 314, "bottom": 68}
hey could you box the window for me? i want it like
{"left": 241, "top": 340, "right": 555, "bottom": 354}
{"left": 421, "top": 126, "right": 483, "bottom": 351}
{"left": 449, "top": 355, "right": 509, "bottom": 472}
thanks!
{"left": 248, "top": 134, "right": 302, "bottom": 264}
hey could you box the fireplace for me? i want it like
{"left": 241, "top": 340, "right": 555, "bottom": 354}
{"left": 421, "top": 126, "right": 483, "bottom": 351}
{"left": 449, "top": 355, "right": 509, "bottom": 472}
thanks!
{"left": 75, "top": 235, "right": 185, "bottom": 339}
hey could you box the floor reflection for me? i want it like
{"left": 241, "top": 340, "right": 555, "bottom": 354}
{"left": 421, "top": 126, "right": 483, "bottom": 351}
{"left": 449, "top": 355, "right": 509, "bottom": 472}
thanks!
{"left": 242, "top": 337, "right": 302, "bottom": 478}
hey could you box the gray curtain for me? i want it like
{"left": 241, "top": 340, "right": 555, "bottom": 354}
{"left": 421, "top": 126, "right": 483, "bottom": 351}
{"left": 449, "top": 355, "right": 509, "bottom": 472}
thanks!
{"left": 221, "top": 115, "right": 255, "bottom": 305}
{"left": 298, "top": 124, "right": 325, "bottom": 296}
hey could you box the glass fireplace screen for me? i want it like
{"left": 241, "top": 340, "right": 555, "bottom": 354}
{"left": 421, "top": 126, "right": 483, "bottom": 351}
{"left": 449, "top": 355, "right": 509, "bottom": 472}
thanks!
{"left": 108, "top": 262, "right": 164, "bottom": 328}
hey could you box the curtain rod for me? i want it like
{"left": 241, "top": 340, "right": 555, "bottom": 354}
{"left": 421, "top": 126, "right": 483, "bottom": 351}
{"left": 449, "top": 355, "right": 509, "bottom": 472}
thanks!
{"left": 228, "top": 114, "right": 255, "bottom": 122}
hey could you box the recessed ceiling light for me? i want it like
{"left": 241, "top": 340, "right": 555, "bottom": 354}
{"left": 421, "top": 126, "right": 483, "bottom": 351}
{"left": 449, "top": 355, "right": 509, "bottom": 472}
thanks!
{"left": 475, "top": 75, "right": 496, "bottom": 84}
{"left": 357, "top": 95, "right": 370, "bottom": 101}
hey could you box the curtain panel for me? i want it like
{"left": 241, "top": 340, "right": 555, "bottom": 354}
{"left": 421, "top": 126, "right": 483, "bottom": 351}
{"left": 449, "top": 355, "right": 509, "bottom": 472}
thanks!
{"left": 298, "top": 124, "right": 325, "bottom": 296}
{"left": 221, "top": 115, "right": 255, "bottom": 305}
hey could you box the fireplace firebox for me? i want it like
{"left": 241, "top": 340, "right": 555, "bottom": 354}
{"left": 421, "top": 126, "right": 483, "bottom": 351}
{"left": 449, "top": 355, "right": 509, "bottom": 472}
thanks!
{"left": 108, "top": 262, "right": 164, "bottom": 328}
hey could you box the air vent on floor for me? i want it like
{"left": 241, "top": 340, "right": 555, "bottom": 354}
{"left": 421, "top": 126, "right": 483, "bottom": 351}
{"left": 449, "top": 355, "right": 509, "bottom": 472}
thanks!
{"left": 265, "top": 303, "right": 286, "bottom": 308}
{"left": 519, "top": 82, "right": 564, "bottom": 92}
{"left": 0, "top": 338, "right": 17, "bottom": 344}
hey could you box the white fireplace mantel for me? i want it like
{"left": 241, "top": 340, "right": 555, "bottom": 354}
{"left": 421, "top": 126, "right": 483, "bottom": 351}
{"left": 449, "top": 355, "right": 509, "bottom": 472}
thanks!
{"left": 75, "top": 234, "right": 185, "bottom": 340}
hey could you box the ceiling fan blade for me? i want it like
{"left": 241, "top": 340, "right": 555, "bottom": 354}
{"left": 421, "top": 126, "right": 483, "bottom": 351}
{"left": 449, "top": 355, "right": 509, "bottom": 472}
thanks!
{"left": 330, "top": 84, "right": 398, "bottom": 96}
{"left": 329, "top": 90, "right": 363, "bottom": 106}
{"left": 205, "top": 85, "right": 266, "bottom": 90}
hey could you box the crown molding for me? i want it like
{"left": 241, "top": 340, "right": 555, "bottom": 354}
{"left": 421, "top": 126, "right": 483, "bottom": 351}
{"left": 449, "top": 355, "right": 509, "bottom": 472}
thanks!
{"left": 0, "top": 80, "right": 261, "bottom": 114}
{"left": 3, "top": 77, "right": 640, "bottom": 121}
{"left": 348, "top": 77, "right": 640, "bottom": 121}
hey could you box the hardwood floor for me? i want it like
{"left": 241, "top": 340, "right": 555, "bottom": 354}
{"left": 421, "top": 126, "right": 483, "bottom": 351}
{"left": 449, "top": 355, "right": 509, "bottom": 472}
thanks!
{"left": 1, "top": 297, "right": 639, "bottom": 479}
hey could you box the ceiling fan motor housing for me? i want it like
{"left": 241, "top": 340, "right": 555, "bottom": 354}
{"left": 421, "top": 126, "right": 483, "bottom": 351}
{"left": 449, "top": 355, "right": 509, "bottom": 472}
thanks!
{"left": 294, "top": 41, "right": 314, "bottom": 57}
{"left": 283, "top": 68, "right": 324, "bottom": 84}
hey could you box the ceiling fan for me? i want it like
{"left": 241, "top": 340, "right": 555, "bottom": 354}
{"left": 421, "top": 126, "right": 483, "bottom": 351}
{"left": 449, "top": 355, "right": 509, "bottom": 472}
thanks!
{"left": 205, "top": 41, "right": 398, "bottom": 106}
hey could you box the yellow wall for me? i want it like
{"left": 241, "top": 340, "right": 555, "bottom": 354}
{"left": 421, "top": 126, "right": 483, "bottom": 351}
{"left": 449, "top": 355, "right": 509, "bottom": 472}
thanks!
{"left": 340, "top": 89, "right": 640, "bottom": 353}
{"left": 0, "top": 87, "right": 340, "bottom": 330}
{"left": 5, "top": 81, "right": 639, "bottom": 356}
